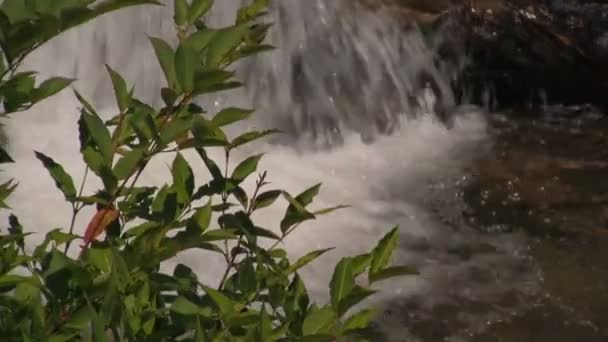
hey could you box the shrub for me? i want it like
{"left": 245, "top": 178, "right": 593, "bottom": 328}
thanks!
{"left": 0, "top": 0, "right": 417, "bottom": 340}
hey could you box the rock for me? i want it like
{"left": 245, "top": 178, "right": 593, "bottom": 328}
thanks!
{"left": 602, "top": 207, "right": 608, "bottom": 226}
{"left": 428, "top": 1, "right": 608, "bottom": 112}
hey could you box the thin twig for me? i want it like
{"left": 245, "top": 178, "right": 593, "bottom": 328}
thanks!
{"left": 64, "top": 166, "right": 89, "bottom": 254}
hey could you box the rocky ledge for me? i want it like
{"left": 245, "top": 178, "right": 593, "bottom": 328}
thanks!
{"left": 390, "top": 0, "right": 608, "bottom": 113}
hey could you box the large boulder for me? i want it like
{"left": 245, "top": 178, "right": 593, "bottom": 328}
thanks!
{"left": 429, "top": 0, "right": 608, "bottom": 112}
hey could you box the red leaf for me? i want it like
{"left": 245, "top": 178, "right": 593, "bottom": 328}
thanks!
{"left": 82, "top": 207, "right": 119, "bottom": 248}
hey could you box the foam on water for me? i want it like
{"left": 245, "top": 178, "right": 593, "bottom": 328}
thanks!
{"left": 1, "top": 1, "right": 538, "bottom": 339}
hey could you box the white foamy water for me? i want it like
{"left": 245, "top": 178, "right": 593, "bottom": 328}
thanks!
{"left": 0, "top": 1, "right": 538, "bottom": 339}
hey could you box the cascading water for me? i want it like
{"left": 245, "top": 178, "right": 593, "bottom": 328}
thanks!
{"left": 1, "top": 1, "right": 538, "bottom": 340}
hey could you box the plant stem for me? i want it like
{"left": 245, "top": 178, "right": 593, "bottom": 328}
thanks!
{"left": 221, "top": 148, "right": 231, "bottom": 262}
{"left": 217, "top": 236, "right": 243, "bottom": 290}
{"left": 64, "top": 166, "right": 89, "bottom": 254}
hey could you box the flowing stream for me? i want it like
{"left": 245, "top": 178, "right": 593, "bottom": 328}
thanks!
{"left": 1, "top": 1, "right": 542, "bottom": 340}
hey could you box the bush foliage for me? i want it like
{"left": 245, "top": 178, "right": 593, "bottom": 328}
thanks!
{"left": 0, "top": 0, "right": 416, "bottom": 341}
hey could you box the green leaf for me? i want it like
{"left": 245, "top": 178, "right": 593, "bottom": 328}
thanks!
{"left": 149, "top": 36, "right": 178, "bottom": 91}
{"left": 81, "top": 146, "right": 107, "bottom": 175}
{"left": 212, "top": 107, "right": 254, "bottom": 127}
{"left": 314, "top": 205, "right": 350, "bottom": 216}
{"left": 350, "top": 253, "right": 372, "bottom": 277}
{"left": 236, "top": 0, "right": 269, "bottom": 23}
{"left": 188, "top": 0, "right": 213, "bottom": 23}
{"left": 90, "top": 303, "right": 109, "bottom": 342}
{"left": 194, "top": 316, "right": 206, "bottom": 342}
{"left": 236, "top": 262, "right": 257, "bottom": 296}
{"left": 34, "top": 151, "right": 77, "bottom": 199}
{"left": 0, "top": 275, "right": 39, "bottom": 288}
{"left": 295, "top": 183, "right": 321, "bottom": 207}
{"left": 1, "top": 0, "right": 34, "bottom": 23}
{"left": 175, "top": 41, "right": 198, "bottom": 92}
{"left": 302, "top": 305, "right": 337, "bottom": 336}
{"left": 105, "top": 64, "right": 131, "bottom": 112}
{"left": 171, "top": 296, "right": 201, "bottom": 316}
{"left": 193, "top": 69, "right": 237, "bottom": 95}
{"left": 128, "top": 108, "right": 158, "bottom": 143}
{"left": 286, "top": 248, "right": 334, "bottom": 274}
{"left": 48, "top": 333, "right": 79, "bottom": 342}
{"left": 74, "top": 90, "right": 98, "bottom": 115}
{"left": 172, "top": 152, "right": 194, "bottom": 202}
{"left": 174, "top": 0, "right": 187, "bottom": 26}
{"left": 64, "top": 305, "right": 96, "bottom": 330}
{"left": 285, "top": 273, "right": 309, "bottom": 318}
{"left": 192, "top": 200, "right": 212, "bottom": 232}
{"left": 196, "top": 148, "right": 223, "bottom": 180}
{"left": 0, "top": 180, "right": 17, "bottom": 209}
{"left": 84, "top": 248, "right": 113, "bottom": 274}
{"left": 256, "top": 309, "right": 273, "bottom": 341}
{"left": 252, "top": 189, "right": 281, "bottom": 211}
{"left": 0, "top": 145, "right": 14, "bottom": 164}
{"left": 232, "top": 186, "right": 248, "bottom": 209}
{"left": 151, "top": 185, "right": 178, "bottom": 222}
{"left": 160, "top": 116, "right": 193, "bottom": 145}
{"left": 279, "top": 191, "right": 315, "bottom": 233}
{"left": 161, "top": 87, "right": 178, "bottom": 106}
{"left": 231, "top": 154, "right": 263, "bottom": 182}
{"left": 202, "top": 286, "right": 239, "bottom": 315}
{"left": 81, "top": 111, "right": 113, "bottom": 163}
{"left": 206, "top": 24, "right": 248, "bottom": 67}
{"left": 337, "top": 286, "right": 376, "bottom": 317}
{"left": 31, "top": 77, "right": 74, "bottom": 103}
{"left": 192, "top": 116, "right": 228, "bottom": 147}
{"left": 46, "top": 229, "right": 78, "bottom": 247}
{"left": 200, "top": 229, "right": 238, "bottom": 242}
{"left": 369, "top": 226, "right": 399, "bottom": 278}
{"left": 252, "top": 226, "right": 280, "bottom": 240}
{"left": 185, "top": 27, "right": 216, "bottom": 50}
{"left": 330, "top": 258, "right": 354, "bottom": 310}
{"left": 229, "top": 130, "right": 279, "bottom": 149}
{"left": 369, "top": 265, "right": 418, "bottom": 284}
{"left": 341, "top": 309, "right": 376, "bottom": 333}
{"left": 112, "top": 148, "right": 145, "bottom": 180}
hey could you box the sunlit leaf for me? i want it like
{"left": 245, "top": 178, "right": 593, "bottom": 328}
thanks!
{"left": 286, "top": 248, "right": 333, "bottom": 274}
{"left": 188, "top": 0, "right": 213, "bottom": 23}
{"left": 185, "top": 27, "right": 216, "bottom": 50}
{"left": 369, "top": 226, "right": 399, "bottom": 279}
{"left": 330, "top": 258, "right": 354, "bottom": 310}
{"left": 369, "top": 265, "right": 418, "bottom": 284}
{"left": 173, "top": 0, "right": 187, "bottom": 26}
{"left": 302, "top": 305, "right": 336, "bottom": 336}
{"left": 31, "top": 77, "right": 74, "bottom": 103}
{"left": 113, "top": 148, "right": 146, "bottom": 180}
{"left": 341, "top": 309, "right": 376, "bottom": 333}
{"left": 105, "top": 64, "right": 131, "bottom": 111}
{"left": 337, "top": 286, "right": 376, "bottom": 317}
{"left": 192, "top": 200, "right": 212, "bottom": 232}
{"left": 202, "top": 286, "right": 240, "bottom": 315}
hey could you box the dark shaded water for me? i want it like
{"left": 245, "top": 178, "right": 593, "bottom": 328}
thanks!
{"left": 462, "top": 112, "right": 608, "bottom": 341}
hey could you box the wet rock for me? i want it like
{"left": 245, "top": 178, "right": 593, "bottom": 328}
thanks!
{"left": 601, "top": 207, "right": 608, "bottom": 226}
{"left": 429, "top": 1, "right": 608, "bottom": 112}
